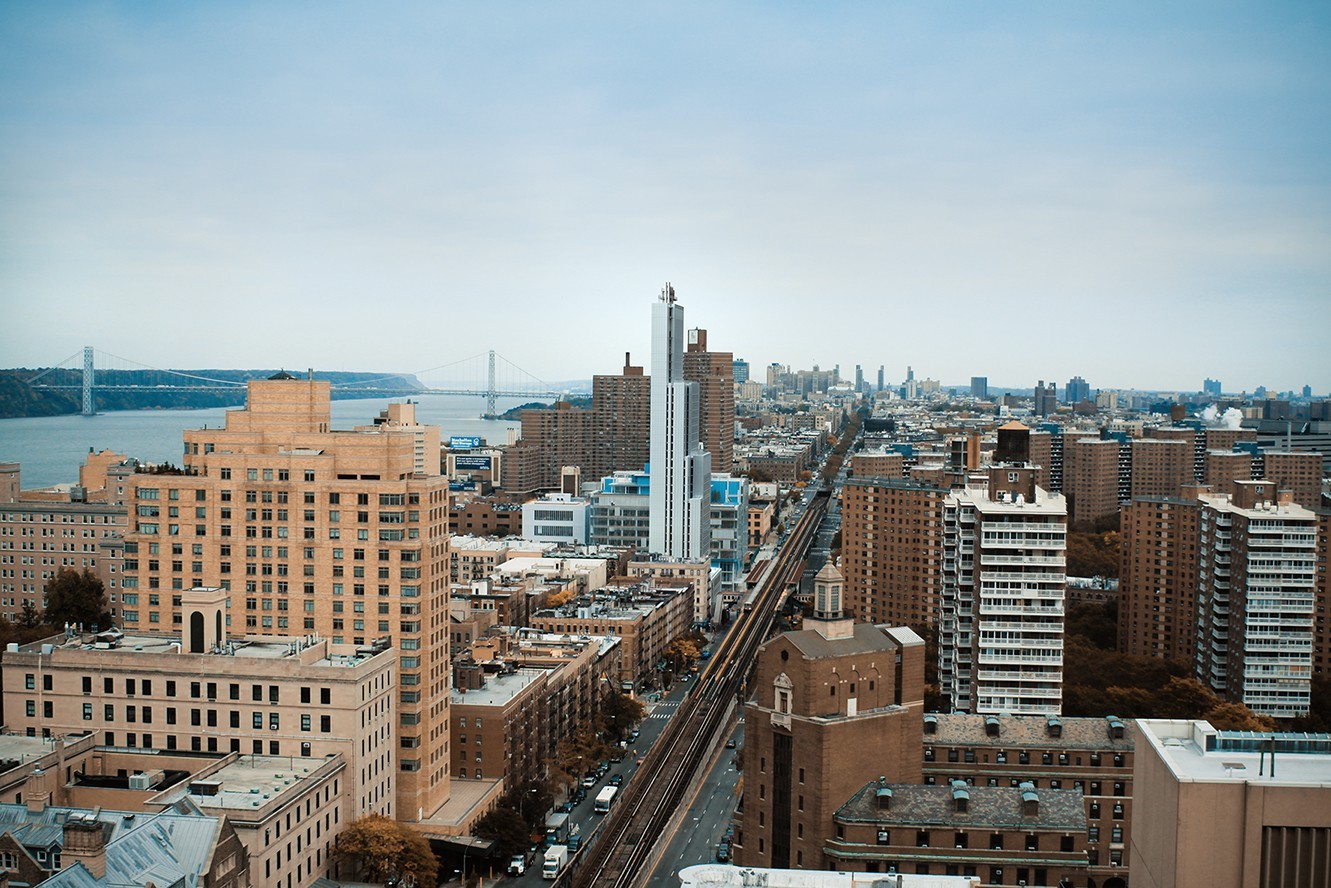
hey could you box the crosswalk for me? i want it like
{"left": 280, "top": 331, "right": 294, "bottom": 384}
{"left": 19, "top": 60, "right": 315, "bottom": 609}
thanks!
{"left": 646, "top": 701, "right": 680, "bottom": 720}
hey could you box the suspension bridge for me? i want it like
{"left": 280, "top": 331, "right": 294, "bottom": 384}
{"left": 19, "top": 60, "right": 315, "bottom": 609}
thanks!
{"left": 24, "top": 347, "right": 570, "bottom": 419}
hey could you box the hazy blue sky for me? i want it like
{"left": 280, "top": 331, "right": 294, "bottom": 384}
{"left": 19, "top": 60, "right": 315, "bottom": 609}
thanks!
{"left": 2, "top": 2, "right": 1328, "bottom": 393}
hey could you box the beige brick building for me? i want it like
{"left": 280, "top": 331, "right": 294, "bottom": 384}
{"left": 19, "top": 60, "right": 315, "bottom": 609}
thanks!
{"left": 114, "top": 375, "right": 452, "bottom": 821}
{"left": 0, "top": 462, "right": 128, "bottom": 624}
{"left": 2, "top": 591, "right": 395, "bottom": 820}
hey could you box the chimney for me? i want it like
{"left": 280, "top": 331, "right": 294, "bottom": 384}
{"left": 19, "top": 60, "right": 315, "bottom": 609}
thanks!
{"left": 62, "top": 815, "right": 109, "bottom": 879}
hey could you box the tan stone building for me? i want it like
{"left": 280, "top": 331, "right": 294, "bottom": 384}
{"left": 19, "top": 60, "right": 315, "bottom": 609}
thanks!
{"left": 737, "top": 563, "right": 925, "bottom": 871}
{"left": 146, "top": 752, "right": 350, "bottom": 888}
{"left": 0, "top": 461, "right": 128, "bottom": 624}
{"left": 1131, "top": 719, "right": 1331, "bottom": 888}
{"left": 115, "top": 376, "right": 452, "bottom": 821}
{"left": 2, "top": 593, "right": 395, "bottom": 819}
{"left": 849, "top": 451, "right": 907, "bottom": 480}
{"left": 839, "top": 476, "right": 947, "bottom": 633}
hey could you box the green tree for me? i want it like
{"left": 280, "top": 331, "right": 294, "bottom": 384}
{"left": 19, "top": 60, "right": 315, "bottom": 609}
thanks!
{"left": 42, "top": 569, "right": 110, "bottom": 629}
{"left": 334, "top": 814, "right": 438, "bottom": 885}
{"left": 599, "top": 691, "right": 645, "bottom": 740}
{"left": 473, "top": 806, "right": 530, "bottom": 859}
{"left": 18, "top": 601, "right": 44, "bottom": 629}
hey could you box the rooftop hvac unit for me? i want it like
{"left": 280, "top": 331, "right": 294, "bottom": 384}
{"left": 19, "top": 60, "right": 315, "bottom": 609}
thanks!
{"left": 128, "top": 773, "right": 153, "bottom": 791}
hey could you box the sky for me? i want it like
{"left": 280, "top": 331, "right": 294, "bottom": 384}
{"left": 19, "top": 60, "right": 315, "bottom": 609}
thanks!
{"left": 2, "top": 2, "right": 1329, "bottom": 394}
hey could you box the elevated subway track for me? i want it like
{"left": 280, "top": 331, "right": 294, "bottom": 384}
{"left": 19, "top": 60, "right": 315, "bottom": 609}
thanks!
{"left": 565, "top": 487, "right": 830, "bottom": 888}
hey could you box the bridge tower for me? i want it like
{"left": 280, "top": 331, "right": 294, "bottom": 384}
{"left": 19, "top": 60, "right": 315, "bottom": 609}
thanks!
{"left": 485, "top": 349, "right": 498, "bottom": 419}
{"left": 81, "top": 346, "right": 95, "bottom": 416}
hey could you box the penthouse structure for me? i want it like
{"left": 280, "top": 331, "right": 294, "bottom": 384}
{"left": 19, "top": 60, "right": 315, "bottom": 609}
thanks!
{"left": 1196, "top": 481, "right": 1317, "bottom": 718}
{"left": 2, "top": 590, "right": 396, "bottom": 818}
{"left": 115, "top": 375, "right": 452, "bottom": 820}
{"left": 940, "top": 467, "right": 1067, "bottom": 716}
{"left": 737, "top": 563, "right": 925, "bottom": 870}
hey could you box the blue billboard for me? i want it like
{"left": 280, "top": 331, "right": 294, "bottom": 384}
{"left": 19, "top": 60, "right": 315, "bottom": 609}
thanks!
{"left": 449, "top": 436, "right": 482, "bottom": 450}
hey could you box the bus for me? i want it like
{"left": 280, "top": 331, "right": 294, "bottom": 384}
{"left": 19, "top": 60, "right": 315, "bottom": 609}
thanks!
{"left": 594, "top": 785, "right": 618, "bottom": 814}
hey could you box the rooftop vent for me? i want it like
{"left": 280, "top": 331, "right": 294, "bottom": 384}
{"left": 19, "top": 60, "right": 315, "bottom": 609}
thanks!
{"left": 1046, "top": 717, "right": 1063, "bottom": 738}
{"left": 985, "top": 716, "right": 1001, "bottom": 737}
{"left": 923, "top": 715, "right": 938, "bottom": 735}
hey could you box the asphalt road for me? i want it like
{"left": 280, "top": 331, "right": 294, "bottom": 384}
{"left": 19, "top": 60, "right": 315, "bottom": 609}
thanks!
{"left": 641, "top": 719, "right": 744, "bottom": 888}
{"left": 497, "top": 679, "right": 692, "bottom": 885}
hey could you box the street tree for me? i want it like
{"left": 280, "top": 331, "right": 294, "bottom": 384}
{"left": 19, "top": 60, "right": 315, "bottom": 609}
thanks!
{"left": 333, "top": 814, "right": 438, "bottom": 885}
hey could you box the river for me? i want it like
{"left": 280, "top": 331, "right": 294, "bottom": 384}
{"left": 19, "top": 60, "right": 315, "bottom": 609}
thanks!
{"left": 0, "top": 395, "right": 532, "bottom": 489}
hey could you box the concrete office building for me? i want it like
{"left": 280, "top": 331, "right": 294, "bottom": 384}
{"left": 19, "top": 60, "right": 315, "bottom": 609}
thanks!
{"left": 521, "top": 492, "right": 591, "bottom": 545}
{"left": 737, "top": 563, "right": 925, "bottom": 870}
{"left": 649, "top": 285, "right": 712, "bottom": 562}
{"left": 1066, "top": 376, "right": 1091, "bottom": 405}
{"left": 114, "top": 375, "right": 452, "bottom": 822}
{"left": 1131, "top": 719, "right": 1331, "bottom": 888}
{"left": 940, "top": 467, "right": 1067, "bottom": 716}
{"left": 1197, "top": 481, "right": 1318, "bottom": 718}
{"left": 840, "top": 477, "right": 947, "bottom": 633}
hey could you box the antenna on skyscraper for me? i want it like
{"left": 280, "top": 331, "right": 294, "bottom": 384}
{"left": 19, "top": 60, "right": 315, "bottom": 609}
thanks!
{"left": 661, "top": 282, "right": 676, "bottom": 303}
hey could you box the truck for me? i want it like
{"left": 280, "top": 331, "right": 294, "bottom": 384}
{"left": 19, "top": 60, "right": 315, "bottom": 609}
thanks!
{"left": 507, "top": 854, "right": 527, "bottom": 876}
{"left": 542, "top": 845, "right": 569, "bottom": 880}
{"left": 544, "top": 811, "right": 570, "bottom": 846}
{"left": 594, "top": 784, "right": 618, "bottom": 814}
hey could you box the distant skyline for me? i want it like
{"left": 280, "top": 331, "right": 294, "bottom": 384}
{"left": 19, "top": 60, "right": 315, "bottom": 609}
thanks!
{"left": 2, "top": 3, "right": 1328, "bottom": 392}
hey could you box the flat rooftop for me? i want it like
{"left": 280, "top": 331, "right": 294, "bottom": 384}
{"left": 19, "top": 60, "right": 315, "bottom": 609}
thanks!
{"left": 926, "top": 713, "right": 1135, "bottom": 752}
{"left": 18, "top": 631, "right": 388, "bottom": 669}
{"left": 155, "top": 754, "right": 338, "bottom": 812}
{"left": 679, "top": 864, "right": 978, "bottom": 887}
{"left": 451, "top": 667, "right": 547, "bottom": 707}
{"left": 0, "top": 733, "right": 79, "bottom": 767}
{"left": 1138, "top": 719, "right": 1331, "bottom": 787}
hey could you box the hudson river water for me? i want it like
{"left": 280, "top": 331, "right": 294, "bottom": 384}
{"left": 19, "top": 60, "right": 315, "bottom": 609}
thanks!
{"left": 0, "top": 395, "right": 530, "bottom": 489}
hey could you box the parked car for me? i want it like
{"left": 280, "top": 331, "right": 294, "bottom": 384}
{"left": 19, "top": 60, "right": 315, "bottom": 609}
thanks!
{"left": 581, "top": 774, "right": 597, "bottom": 788}
{"left": 725, "top": 739, "right": 737, "bottom": 749}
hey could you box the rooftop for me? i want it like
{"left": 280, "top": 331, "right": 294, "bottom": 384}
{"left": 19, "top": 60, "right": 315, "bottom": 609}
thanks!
{"left": 835, "top": 781, "right": 1087, "bottom": 831}
{"left": 924, "top": 713, "right": 1135, "bottom": 752}
{"left": 679, "top": 864, "right": 978, "bottom": 887}
{"left": 15, "top": 630, "right": 390, "bottom": 670}
{"left": 154, "top": 754, "right": 341, "bottom": 813}
{"left": 451, "top": 666, "right": 547, "bottom": 707}
{"left": 1137, "top": 719, "right": 1331, "bottom": 787}
{"left": 781, "top": 623, "right": 920, "bottom": 661}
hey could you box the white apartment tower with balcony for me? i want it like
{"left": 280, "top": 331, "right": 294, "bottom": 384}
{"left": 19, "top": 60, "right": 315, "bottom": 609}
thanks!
{"left": 648, "top": 285, "right": 712, "bottom": 561}
{"left": 940, "top": 466, "right": 1067, "bottom": 715}
{"left": 1196, "top": 480, "right": 1317, "bottom": 718}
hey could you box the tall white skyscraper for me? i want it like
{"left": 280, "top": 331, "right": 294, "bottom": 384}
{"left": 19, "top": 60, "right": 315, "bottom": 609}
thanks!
{"left": 649, "top": 284, "right": 712, "bottom": 560}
